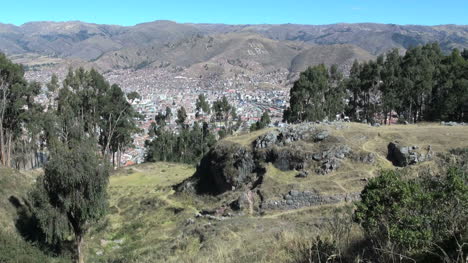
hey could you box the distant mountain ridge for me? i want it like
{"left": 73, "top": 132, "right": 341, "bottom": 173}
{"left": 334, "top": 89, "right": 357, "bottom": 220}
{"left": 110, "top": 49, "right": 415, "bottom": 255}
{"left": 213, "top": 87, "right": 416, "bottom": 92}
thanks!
{"left": 1, "top": 20, "right": 467, "bottom": 75}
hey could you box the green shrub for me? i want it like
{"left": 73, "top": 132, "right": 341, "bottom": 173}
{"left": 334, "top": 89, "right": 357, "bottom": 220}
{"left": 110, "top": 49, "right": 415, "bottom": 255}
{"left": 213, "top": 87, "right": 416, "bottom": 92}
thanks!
{"left": 355, "top": 168, "right": 468, "bottom": 261}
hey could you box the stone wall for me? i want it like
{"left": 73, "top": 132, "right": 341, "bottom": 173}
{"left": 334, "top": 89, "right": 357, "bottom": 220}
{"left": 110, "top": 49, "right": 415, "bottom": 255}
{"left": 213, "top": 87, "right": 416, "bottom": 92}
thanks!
{"left": 262, "top": 190, "right": 360, "bottom": 210}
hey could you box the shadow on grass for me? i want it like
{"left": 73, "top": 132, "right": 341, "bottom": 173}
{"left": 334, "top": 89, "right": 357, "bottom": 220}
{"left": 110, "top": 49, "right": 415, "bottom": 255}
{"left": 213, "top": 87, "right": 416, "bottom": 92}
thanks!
{"left": 9, "top": 195, "right": 72, "bottom": 258}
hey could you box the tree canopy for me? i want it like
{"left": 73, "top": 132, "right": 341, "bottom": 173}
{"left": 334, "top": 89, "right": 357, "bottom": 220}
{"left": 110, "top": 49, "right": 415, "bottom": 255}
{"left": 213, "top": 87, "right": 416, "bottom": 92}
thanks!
{"left": 285, "top": 44, "right": 468, "bottom": 124}
{"left": 283, "top": 64, "right": 345, "bottom": 123}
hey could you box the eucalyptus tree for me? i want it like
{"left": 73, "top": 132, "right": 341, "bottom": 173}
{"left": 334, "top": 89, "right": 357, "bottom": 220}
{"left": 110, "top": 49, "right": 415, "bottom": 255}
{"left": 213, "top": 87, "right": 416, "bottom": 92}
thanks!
{"left": 29, "top": 138, "right": 110, "bottom": 263}
{"left": 284, "top": 64, "right": 345, "bottom": 122}
{"left": 53, "top": 68, "right": 141, "bottom": 162}
{"left": 0, "top": 53, "right": 41, "bottom": 167}
{"left": 195, "top": 93, "right": 211, "bottom": 117}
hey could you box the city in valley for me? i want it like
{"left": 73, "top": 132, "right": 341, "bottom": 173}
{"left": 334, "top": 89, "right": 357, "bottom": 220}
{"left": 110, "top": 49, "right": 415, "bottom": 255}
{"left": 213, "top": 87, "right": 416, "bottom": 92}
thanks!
{"left": 1, "top": 4, "right": 468, "bottom": 262}
{"left": 25, "top": 66, "right": 291, "bottom": 166}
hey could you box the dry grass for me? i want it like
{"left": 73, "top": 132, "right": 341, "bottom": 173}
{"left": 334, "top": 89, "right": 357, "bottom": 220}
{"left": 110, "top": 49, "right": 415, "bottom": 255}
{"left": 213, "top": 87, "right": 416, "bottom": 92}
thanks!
{"left": 83, "top": 123, "right": 468, "bottom": 262}
{"left": 260, "top": 123, "right": 468, "bottom": 196}
{"left": 85, "top": 162, "right": 326, "bottom": 263}
{"left": 223, "top": 127, "right": 275, "bottom": 146}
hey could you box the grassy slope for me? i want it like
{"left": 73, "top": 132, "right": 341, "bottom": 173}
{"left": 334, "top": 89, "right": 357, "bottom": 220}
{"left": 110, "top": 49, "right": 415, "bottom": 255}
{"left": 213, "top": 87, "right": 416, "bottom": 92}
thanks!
{"left": 258, "top": 122, "right": 468, "bottom": 200}
{"left": 0, "top": 167, "right": 48, "bottom": 233}
{"left": 0, "top": 167, "right": 68, "bottom": 263}
{"left": 1, "top": 123, "right": 467, "bottom": 262}
{"left": 86, "top": 162, "right": 335, "bottom": 263}
{"left": 85, "top": 123, "right": 468, "bottom": 263}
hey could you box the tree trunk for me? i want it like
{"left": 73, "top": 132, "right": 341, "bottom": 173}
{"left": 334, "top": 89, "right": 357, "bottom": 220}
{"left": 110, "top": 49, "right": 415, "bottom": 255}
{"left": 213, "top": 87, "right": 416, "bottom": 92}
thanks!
{"left": 75, "top": 235, "right": 84, "bottom": 263}
{"left": 0, "top": 83, "right": 7, "bottom": 166}
{"left": 117, "top": 145, "right": 121, "bottom": 168}
{"left": 0, "top": 127, "right": 4, "bottom": 166}
{"left": 409, "top": 101, "right": 413, "bottom": 124}
{"left": 6, "top": 130, "right": 12, "bottom": 167}
{"left": 30, "top": 152, "right": 34, "bottom": 170}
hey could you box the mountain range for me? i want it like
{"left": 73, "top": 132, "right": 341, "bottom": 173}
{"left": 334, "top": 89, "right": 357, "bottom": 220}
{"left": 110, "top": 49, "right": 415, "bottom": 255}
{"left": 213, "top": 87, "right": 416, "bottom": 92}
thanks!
{"left": 1, "top": 20, "right": 468, "bottom": 75}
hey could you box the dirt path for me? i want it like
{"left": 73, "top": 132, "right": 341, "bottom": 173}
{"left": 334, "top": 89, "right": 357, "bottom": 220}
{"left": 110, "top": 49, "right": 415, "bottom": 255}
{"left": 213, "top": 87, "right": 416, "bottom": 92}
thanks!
{"left": 261, "top": 203, "right": 345, "bottom": 219}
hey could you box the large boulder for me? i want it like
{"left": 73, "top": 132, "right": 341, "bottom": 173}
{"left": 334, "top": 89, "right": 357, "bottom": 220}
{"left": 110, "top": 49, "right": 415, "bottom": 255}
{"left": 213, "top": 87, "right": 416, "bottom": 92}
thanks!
{"left": 176, "top": 142, "right": 262, "bottom": 195}
{"left": 387, "top": 142, "right": 433, "bottom": 167}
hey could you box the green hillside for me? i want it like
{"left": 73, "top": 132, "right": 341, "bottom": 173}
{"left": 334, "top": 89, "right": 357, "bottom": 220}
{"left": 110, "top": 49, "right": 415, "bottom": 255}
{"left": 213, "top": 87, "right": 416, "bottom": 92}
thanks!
{"left": 0, "top": 168, "right": 68, "bottom": 263}
{"left": 1, "top": 123, "right": 468, "bottom": 262}
{"left": 85, "top": 123, "right": 468, "bottom": 262}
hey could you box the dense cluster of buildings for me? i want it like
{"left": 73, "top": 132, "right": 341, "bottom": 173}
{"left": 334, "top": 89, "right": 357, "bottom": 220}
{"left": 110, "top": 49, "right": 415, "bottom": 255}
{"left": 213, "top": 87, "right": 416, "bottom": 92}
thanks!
{"left": 25, "top": 67, "right": 293, "bottom": 166}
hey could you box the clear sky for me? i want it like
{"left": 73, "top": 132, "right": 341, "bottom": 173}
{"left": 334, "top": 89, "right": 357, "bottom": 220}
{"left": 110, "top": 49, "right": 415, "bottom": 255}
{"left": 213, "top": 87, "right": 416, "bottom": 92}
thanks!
{"left": 1, "top": 0, "right": 467, "bottom": 26}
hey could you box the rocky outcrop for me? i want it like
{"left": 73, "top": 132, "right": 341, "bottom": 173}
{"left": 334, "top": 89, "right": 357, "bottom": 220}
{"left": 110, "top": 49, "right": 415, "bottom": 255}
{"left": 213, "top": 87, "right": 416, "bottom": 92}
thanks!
{"left": 313, "top": 145, "right": 351, "bottom": 174}
{"left": 177, "top": 123, "right": 357, "bottom": 196}
{"left": 254, "top": 124, "right": 352, "bottom": 174}
{"left": 253, "top": 126, "right": 312, "bottom": 150}
{"left": 253, "top": 124, "right": 335, "bottom": 150}
{"left": 262, "top": 190, "right": 360, "bottom": 210}
{"left": 387, "top": 142, "right": 433, "bottom": 167}
{"left": 176, "top": 142, "right": 264, "bottom": 195}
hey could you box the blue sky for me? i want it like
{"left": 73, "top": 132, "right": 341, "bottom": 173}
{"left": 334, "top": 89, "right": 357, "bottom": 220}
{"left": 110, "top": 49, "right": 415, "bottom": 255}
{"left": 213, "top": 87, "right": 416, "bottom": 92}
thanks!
{"left": 1, "top": 0, "right": 467, "bottom": 26}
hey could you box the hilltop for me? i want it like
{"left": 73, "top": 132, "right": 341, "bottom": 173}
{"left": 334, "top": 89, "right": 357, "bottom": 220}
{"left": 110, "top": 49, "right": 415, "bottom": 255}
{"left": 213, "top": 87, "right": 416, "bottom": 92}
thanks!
{"left": 2, "top": 21, "right": 468, "bottom": 78}
{"left": 2, "top": 122, "right": 467, "bottom": 262}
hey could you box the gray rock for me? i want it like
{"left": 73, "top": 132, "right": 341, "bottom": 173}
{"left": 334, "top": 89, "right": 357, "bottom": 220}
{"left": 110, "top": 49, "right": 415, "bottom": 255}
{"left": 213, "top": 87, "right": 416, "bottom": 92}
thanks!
{"left": 290, "top": 190, "right": 299, "bottom": 196}
{"left": 355, "top": 152, "right": 376, "bottom": 164}
{"left": 314, "top": 130, "right": 329, "bottom": 141}
{"left": 312, "top": 153, "right": 323, "bottom": 161}
{"left": 295, "top": 170, "right": 309, "bottom": 178}
{"left": 177, "top": 143, "right": 260, "bottom": 195}
{"left": 387, "top": 142, "right": 433, "bottom": 167}
{"left": 319, "top": 157, "right": 341, "bottom": 174}
{"left": 253, "top": 130, "right": 280, "bottom": 149}
{"left": 335, "top": 152, "right": 345, "bottom": 159}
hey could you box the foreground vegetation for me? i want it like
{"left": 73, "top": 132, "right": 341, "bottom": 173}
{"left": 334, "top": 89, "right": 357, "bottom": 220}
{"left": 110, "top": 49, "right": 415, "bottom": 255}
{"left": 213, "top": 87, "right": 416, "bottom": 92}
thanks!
{"left": 1, "top": 123, "right": 467, "bottom": 263}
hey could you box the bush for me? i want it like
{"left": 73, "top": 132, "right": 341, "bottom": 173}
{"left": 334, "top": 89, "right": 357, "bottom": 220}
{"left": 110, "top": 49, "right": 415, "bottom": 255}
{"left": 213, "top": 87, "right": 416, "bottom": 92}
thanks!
{"left": 355, "top": 168, "right": 468, "bottom": 261}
